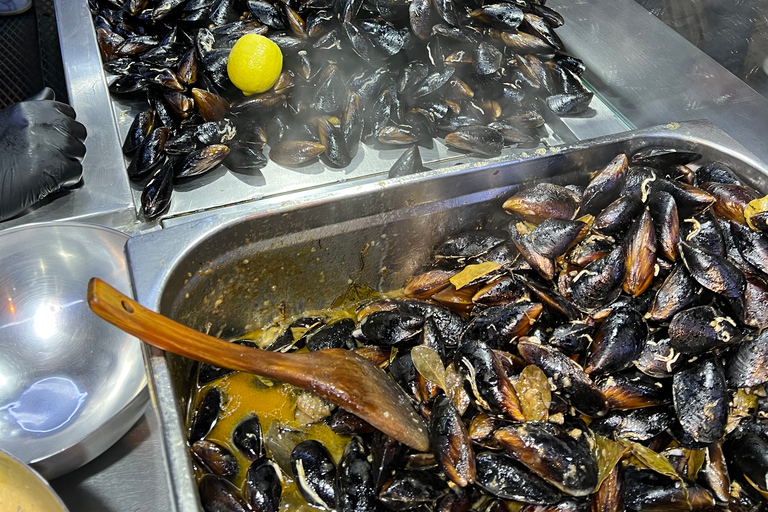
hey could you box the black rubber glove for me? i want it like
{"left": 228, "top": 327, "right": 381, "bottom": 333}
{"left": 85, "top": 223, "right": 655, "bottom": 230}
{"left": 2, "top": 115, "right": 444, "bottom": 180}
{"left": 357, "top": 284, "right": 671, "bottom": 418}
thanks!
{"left": 0, "top": 88, "right": 87, "bottom": 221}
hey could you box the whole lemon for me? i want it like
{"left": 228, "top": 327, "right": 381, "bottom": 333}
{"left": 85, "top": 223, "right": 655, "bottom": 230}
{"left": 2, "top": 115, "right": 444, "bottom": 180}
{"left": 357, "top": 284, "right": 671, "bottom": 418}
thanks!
{"left": 227, "top": 34, "right": 283, "bottom": 95}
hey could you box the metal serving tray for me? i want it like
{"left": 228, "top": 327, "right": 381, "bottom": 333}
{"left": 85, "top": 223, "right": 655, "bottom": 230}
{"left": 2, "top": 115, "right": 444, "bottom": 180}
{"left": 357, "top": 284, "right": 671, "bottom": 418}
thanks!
{"left": 54, "top": 0, "right": 628, "bottom": 227}
{"left": 126, "top": 120, "right": 768, "bottom": 511}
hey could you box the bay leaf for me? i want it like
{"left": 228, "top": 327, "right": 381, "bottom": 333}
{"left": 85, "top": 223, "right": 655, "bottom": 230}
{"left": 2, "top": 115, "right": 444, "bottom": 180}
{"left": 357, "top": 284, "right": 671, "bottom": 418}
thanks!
{"left": 444, "top": 362, "right": 470, "bottom": 414}
{"left": 449, "top": 261, "right": 501, "bottom": 290}
{"left": 684, "top": 448, "right": 706, "bottom": 481}
{"left": 594, "top": 434, "right": 628, "bottom": 490}
{"left": 513, "top": 365, "right": 551, "bottom": 422}
{"left": 412, "top": 345, "right": 447, "bottom": 390}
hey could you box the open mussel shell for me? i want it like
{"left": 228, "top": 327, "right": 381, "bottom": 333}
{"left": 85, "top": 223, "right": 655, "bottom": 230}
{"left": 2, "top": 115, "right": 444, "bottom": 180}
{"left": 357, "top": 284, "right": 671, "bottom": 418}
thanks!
{"left": 290, "top": 440, "right": 336, "bottom": 509}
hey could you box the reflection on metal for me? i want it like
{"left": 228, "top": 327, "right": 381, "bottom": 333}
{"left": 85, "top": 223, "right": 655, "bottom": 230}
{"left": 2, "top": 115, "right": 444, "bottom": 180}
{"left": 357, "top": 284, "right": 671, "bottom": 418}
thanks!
{"left": 1, "top": 377, "right": 87, "bottom": 434}
{"left": 549, "top": 0, "right": 768, "bottom": 167}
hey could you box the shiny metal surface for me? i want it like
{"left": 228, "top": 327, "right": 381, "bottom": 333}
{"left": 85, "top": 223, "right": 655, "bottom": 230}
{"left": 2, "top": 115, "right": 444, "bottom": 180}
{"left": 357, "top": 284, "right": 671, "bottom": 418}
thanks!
{"left": 51, "top": 410, "right": 173, "bottom": 512}
{"left": 0, "top": 447, "right": 69, "bottom": 512}
{"left": 0, "top": 223, "right": 148, "bottom": 480}
{"left": 0, "top": 0, "right": 137, "bottom": 233}
{"left": 549, "top": 0, "right": 768, "bottom": 165}
{"left": 126, "top": 120, "right": 768, "bottom": 512}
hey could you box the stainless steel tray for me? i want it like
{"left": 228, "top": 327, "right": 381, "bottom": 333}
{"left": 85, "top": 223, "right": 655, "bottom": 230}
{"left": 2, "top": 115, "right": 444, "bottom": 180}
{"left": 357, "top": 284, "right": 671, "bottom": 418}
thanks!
{"left": 56, "top": 0, "right": 629, "bottom": 226}
{"left": 126, "top": 120, "right": 768, "bottom": 512}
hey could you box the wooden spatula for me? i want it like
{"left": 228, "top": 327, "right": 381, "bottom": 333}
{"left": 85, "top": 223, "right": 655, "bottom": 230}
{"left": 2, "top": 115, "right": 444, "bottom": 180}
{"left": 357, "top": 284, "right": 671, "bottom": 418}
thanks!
{"left": 87, "top": 277, "right": 430, "bottom": 452}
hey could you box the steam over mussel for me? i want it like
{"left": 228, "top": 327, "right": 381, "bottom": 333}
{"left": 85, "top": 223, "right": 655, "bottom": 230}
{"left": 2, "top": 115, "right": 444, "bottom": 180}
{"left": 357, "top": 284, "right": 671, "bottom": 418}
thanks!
{"left": 184, "top": 148, "right": 768, "bottom": 510}
{"left": 93, "top": 0, "right": 593, "bottom": 220}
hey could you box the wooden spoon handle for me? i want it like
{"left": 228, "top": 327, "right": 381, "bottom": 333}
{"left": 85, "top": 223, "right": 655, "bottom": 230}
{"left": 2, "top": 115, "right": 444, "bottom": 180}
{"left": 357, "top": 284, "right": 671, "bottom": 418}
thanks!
{"left": 86, "top": 277, "right": 301, "bottom": 380}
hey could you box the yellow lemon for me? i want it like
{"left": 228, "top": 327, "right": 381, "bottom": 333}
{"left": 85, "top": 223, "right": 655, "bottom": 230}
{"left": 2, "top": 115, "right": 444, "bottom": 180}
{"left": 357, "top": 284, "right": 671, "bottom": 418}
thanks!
{"left": 227, "top": 33, "right": 283, "bottom": 95}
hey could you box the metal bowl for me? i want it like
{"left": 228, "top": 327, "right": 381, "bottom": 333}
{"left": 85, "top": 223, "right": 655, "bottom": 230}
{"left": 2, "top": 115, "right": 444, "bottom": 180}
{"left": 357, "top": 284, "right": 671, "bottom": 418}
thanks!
{"left": 0, "top": 447, "right": 69, "bottom": 511}
{"left": 0, "top": 222, "right": 148, "bottom": 480}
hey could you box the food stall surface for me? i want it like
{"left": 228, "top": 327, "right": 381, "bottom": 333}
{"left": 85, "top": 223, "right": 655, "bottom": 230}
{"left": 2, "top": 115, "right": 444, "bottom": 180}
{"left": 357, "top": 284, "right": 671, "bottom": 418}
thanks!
{"left": 2, "top": 0, "right": 766, "bottom": 509}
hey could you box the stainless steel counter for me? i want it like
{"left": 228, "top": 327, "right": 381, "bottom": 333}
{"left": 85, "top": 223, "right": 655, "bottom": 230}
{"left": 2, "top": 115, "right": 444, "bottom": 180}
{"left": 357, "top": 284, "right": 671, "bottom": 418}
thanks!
{"left": 39, "top": 0, "right": 768, "bottom": 510}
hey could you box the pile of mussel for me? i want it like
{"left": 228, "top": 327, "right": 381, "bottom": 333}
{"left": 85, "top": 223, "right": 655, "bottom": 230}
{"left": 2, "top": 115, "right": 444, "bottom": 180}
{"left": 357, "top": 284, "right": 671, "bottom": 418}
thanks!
{"left": 91, "top": 0, "right": 592, "bottom": 219}
{"left": 186, "top": 147, "right": 768, "bottom": 511}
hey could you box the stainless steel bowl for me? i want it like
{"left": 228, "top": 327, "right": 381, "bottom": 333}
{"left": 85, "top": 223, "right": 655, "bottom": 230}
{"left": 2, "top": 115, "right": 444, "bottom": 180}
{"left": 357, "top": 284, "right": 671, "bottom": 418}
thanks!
{"left": 0, "top": 447, "right": 69, "bottom": 511}
{"left": 0, "top": 222, "right": 148, "bottom": 480}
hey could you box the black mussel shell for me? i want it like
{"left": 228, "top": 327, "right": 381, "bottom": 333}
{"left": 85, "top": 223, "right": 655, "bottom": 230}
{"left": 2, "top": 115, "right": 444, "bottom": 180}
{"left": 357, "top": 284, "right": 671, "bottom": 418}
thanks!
{"left": 589, "top": 407, "right": 674, "bottom": 442}
{"left": 359, "top": 310, "right": 423, "bottom": 347}
{"left": 173, "top": 144, "right": 230, "bottom": 180}
{"left": 388, "top": 145, "right": 426, "bottom": 178}
{"left": 569, "top": 245, "right": 626, "bottom": 312}
{"left": 455, "top": 340, "right": 525, "bottom": 421}
{"left": 595, "top": 370, "right": 669, "bottom": 410}
{"left": 475, "top": 451, "right": 562, "bottom": 504}
{"left": 430, "top": 395, "right": 475, "bottom": 487}
{"left": 141, "top": 158, "right": 173, "bottom": 219}
{"left": 648, "top": 190, "right": 680, "bottom": 261}
{"left": 547, "top": 323, "right": 593, "bottom": 355}
{"left": 198, "top": 474, "right": 250, "bottom": 512}
{"left": 192, "top": 439, "right": 238, "bottom": 479}
{"left": 336, "top": 437, "right": 377, "bottom": 511}
{"left": 530, "top": 219, "right": 588, "bottom": 259}
{"left": 679, "top": 241, "right": 745, "bottom": 298}
{"left": 232, "top": 415, "right": 263, "bottom": 461}
{"left": 725, "top": 330, "right": 768, "bottom": 388}
{"left": 631, "top": 147, "right": 701, "bottom": 169}
{"left": 306, "top": 318, "right": 357, "bottom": 351}
{"left": 494, "top": 421, "right": 598, "bottom": 497}
{"left": 672, "top": 356, "right": 728, "bottom": 445}
{"left": 593, "top": 195, "right": 643, "bottom": 237}
{"left": 291, "top": 440, "right": 336, "bottom": 509}
{"left": 243, "top": 459, "right": 282, "bottom": 512}
{"left": 460, "top": 301, "right": 543, "bottom": 350}
{"left": 378, "top": 469, "right": 451, "bottom": 510}
{"left": 668, "top": 305, "right": 741, "bottom": 355}
{"left": 546, "top": 92, "right": 592, "bottom": 116}
{"left": 503, "top": 183, "right": 580, "bottom": 224}
{"left": 188, "top": 386, "right": 221, "bottom": 444}
{"left": 585, "top": 305, "right": 646, "bottom": 375}
{"left": 123, "top": 109, "right": 156, "bottom": 155}
{"left": 128, "top": 126, "right": 169, "bottom": 181}
{"left": 581, "top": 154, "right": 629, "bottom": 215}
{"left": 624, "top": 466, "right": 714, "bottom": 512}
{"left": 646, "top": 263, "right": 701, "bottom": 322}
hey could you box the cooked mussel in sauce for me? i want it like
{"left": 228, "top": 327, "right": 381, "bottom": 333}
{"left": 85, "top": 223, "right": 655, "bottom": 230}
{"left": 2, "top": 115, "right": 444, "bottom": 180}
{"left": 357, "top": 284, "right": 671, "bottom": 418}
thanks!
{"left": 186, "top": 151, "right": 768, "bottom": 511}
